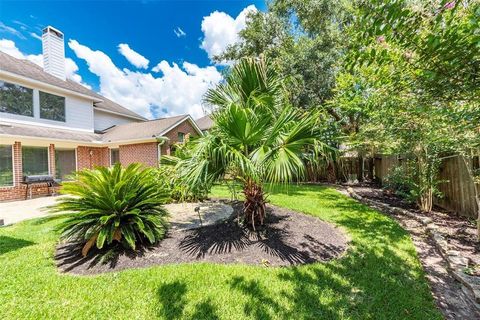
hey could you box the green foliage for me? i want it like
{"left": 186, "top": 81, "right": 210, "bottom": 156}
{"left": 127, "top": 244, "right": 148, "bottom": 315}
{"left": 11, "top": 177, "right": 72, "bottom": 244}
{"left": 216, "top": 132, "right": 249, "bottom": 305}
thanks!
{"left": 157, "top": 141, "right": 209, "bottom": 202}
{"left": 384, "top": 159, "right": 444, "bottom": 208}
{"left": 176, "top": 58, "right": 333, "bottom": 226}
{"left": 349, "top": 0, "right": 480, "bottom": 103}
{"left": 0, "top": 185, "right": 442, "bottom": 319}
{"left": 50, "top": 163, "right": 169, "bottom": 255}
{"left": 219, "top": 0, "right": 350, "bottom": 110}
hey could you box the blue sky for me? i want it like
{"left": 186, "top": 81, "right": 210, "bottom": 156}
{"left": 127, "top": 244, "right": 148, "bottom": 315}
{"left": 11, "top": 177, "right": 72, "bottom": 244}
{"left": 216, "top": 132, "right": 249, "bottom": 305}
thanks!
{"left": 0, "top": 0, "right": 266, "bottom": 118}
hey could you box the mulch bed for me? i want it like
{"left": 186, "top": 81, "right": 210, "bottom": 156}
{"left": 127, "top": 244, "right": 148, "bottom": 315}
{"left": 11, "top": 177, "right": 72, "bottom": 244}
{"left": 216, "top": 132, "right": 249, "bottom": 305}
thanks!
{"left": 55, "top": 202, "right": 348, "bottom": 275}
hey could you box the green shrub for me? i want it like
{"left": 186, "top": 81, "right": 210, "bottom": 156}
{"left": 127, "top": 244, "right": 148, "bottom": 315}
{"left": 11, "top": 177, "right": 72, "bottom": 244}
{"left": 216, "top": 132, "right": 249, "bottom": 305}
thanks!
{"left": 158, "top": 141, "right": 210, "bottom": 202}
{"left": 51, "top": 163, "right": 169, "bottom": 256}
{"left": 384, "top": 158, "right": 443, "bottom": 211}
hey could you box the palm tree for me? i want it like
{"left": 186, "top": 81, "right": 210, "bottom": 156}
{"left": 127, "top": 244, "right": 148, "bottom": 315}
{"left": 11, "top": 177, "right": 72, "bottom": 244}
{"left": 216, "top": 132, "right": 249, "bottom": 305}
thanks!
{"left": 177, "top": 58, "right": 331, "bottom": 229}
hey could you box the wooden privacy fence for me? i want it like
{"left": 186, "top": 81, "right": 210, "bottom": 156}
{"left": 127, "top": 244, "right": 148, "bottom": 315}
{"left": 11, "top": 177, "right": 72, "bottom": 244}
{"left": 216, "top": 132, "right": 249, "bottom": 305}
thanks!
{"left": 304, "top": 154, "right": 478, "bottom": 218}
{"left": 373, "top": 154, "right": 478, "bottom": 219}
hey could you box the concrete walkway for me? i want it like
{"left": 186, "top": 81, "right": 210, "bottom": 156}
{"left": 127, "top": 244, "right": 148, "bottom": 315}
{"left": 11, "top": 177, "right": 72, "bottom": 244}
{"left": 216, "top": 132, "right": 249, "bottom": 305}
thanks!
{"left": 0, "top": 196, "right": 233, "bottom": 229}
{"left": 0, "top": 196, "right": 63, "bottom": 226}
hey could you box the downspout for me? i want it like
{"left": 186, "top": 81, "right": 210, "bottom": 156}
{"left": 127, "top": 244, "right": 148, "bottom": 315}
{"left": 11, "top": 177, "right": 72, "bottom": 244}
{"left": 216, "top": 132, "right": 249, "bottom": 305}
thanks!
{"left": 156, "top": 136, "right": 169, "bottom": 167}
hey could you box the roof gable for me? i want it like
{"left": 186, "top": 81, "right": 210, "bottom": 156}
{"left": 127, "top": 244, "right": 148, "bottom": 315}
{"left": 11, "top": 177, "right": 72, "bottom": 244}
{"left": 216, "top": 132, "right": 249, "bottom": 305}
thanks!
{"left": 101, "top": 114, "right": 203, "bottom": 143}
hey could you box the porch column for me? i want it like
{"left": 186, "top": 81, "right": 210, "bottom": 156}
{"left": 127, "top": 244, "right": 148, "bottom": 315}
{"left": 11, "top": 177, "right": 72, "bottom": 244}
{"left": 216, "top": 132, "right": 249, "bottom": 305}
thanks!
{"left": 13, "top": 141, "right": 22, "bottom": 186}
{"left": 49, "top": 144, "right": 56, "bottom": 178}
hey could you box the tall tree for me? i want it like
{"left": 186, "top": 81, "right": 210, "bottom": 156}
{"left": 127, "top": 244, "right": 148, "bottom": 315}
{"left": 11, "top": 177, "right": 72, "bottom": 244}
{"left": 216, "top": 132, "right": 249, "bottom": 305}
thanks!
{"left": 176, "top": 58, "right": 331, "bottom": 229}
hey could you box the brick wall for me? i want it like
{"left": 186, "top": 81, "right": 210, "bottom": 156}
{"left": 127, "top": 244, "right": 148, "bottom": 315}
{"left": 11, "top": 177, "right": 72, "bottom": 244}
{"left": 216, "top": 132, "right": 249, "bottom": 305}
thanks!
{"left": 0, "top": 120, "right": 201, "bottom": 201}
{"left": 119, "top": 142, "right": 158, "bottom": 167}
{"left": 76, "top": 146, "right": 110, "bottom": 170}
{"left": 0, "top": 141, "right": 59, "bottom": 201}
{"left": 162, "top": 119, "right": 200, "bottom": 157}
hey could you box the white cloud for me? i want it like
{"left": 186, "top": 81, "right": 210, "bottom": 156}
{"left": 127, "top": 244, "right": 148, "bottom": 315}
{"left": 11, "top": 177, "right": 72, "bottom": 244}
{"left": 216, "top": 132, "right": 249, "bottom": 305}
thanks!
{"left": 69, "top": 40, "right": 222, "bottom": 119}
{"left": 0, "top": 39, "right": 91, "bottom": 89}
{"left": 0, "top": 22, "right": 26, "bottom": 39}
{"left": 30, "top": 32, "right": 42, "bottom": 41}
{"left": 200, "top": 5, "right": 256, "bottom": 64}
{"left": 174, "top": 27, "right": 186, "bottom": 38}
{"left": 118, "top": 43, "right": 149, "bottom": 69}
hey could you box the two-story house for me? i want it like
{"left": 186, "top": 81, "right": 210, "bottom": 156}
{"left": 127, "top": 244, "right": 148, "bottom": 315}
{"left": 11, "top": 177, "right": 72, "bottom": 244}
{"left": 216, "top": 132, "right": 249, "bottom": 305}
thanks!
{"left": 0, "top": 26, "right": 203, "bottom": 201}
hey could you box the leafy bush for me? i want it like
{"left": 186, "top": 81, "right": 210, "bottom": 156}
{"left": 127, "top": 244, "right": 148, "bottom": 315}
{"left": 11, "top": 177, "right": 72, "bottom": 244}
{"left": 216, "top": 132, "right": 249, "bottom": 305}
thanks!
{"left": 384, "top": 158, "right": 443, "bottom": 211}
{"left": 51, "top": 163, "right": 169, "bottom": 256}
{"left": 384, "top": 165, "right": 418, "bottom": 204}
{"left": 158, "top": 141, "right": 209, "bottom": 202}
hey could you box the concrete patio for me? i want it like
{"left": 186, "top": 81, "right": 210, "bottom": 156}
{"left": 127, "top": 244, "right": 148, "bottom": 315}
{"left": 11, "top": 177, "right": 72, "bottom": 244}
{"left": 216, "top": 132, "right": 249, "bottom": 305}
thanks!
{"left": 0, "top": 196, "right": 233, "bottom": 229}
{"left": 0, "top": 196, "right": 63, "bottom": 226}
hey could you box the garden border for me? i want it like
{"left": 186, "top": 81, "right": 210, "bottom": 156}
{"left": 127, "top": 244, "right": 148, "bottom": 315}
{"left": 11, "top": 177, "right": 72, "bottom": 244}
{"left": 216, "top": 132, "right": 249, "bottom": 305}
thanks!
{"left": 345, "top": 187, "right": 480, "bottom": 309}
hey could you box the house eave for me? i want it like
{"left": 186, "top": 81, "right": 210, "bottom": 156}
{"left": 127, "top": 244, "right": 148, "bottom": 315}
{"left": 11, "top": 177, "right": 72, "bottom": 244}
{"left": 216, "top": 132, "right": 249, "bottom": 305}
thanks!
{"left": 94, "top": 107, "right": 147, "bottom": 122}
{"left": 159, "top": 115, "right": 204, "bottom": 137}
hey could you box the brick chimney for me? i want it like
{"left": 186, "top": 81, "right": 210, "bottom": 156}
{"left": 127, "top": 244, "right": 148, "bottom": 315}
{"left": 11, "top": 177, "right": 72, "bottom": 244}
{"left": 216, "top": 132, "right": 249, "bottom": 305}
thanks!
{"left": 42, "top": 26, "right": 65, "bottom": 80}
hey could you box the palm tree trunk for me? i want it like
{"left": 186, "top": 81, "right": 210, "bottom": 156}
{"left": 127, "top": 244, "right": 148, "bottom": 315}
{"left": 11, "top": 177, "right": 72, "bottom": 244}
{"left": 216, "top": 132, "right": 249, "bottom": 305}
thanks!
{"left": 242, "top": 179, "right": 266, "bottom": 230}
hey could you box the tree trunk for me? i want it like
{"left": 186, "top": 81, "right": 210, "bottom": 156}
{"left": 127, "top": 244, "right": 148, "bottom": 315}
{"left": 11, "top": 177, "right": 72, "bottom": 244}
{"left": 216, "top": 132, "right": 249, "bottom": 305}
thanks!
{"left": 242, "top": 180, "right": 266, "bottom": 230}
{"left": 357, "top": 153, "right": 364, "bottom": 182}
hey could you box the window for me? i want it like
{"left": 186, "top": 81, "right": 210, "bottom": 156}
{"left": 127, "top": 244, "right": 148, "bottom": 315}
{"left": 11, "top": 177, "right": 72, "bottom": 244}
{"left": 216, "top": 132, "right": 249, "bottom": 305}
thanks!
{"left": 0, "top": 81, "right": 33, "bottom": 117}
{"left": 178, "top": 132, "right": 185, "bottom": 143}
{"left": 22, "top": 147, "right": 49, "bottom": 176}
{"left": 40, "top": 91, "right": 65, "bottom": 122}
{"left": 110, "top": 148, "right": 120, "bottom": 165}
{"left": 55, "top": 149, "right": 76, "bottom": 181}
{"left": 0, "top": 145, "right": 13, "bottom": 186}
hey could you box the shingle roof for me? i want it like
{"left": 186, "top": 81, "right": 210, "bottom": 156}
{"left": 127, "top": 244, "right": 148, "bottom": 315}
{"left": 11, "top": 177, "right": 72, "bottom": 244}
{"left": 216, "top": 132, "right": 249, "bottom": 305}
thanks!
{"left": 101, "top": 115, "right": 189, "bottom": 142}
{"left": 196, "top": 115, "right": 214, "bottom": 131}
{"left": 0, "top": 51, "right": 146, "bottom": 121}
{"left": 0, "top": 122, "right": 101, "bottom": 143}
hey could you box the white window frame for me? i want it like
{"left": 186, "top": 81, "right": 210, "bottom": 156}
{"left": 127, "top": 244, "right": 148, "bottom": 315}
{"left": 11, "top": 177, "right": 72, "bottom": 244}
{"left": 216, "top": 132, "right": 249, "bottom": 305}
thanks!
{"left": 110, "top": 148, "right": 120, "bottom": 166}
{"left": 22, "top": 146, "right": 50, "bottom": 176}
{"left": 0, "top": 144, "right": 15, "bottom": 188}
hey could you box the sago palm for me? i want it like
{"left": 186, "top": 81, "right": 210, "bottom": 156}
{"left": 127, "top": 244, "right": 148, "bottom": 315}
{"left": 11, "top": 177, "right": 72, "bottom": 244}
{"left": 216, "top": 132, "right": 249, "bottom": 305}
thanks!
{"left": 50, "top": 163, "right": 169, "bottom": 256}
{"left": 177, "top": 58, "right": 332, "bottom": 229}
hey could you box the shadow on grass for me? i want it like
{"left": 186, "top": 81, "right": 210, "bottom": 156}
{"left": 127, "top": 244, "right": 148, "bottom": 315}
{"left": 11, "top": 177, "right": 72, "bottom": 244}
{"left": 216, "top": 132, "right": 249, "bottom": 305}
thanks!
{"left": 190, "top": 298, "right": 220, "bottom": 320}
{"left": 0, "top": 235, "right": 36, "bottom": 255}
{"left": 228, "top": 243, "right": 439, "bottom": 319}
{"left": 55, "top": 242, "right": 155, "bottom": 273}
{"left": 221, "top": 185, "right": 441, "bottom": 319}
{"left": 157, "top": 280, "right": 187, "bottom": 319}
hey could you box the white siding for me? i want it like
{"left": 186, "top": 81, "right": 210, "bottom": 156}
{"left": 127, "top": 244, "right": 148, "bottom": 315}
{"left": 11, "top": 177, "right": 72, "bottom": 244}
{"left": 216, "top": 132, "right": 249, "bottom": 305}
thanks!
{"left": 0, "top": 89, "right": 94, "bottom": 131}
{"left": 94, "top": 110, "right": 139, "bottom": 131}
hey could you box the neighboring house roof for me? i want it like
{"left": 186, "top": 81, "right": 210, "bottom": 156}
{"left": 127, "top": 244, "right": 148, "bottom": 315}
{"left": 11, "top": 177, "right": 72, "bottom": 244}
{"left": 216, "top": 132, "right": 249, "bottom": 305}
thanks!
{"left": 102, "top": 114, "right": 203, "bottom": 142}
{"left": 196, "top": 115, "right": 214, "bottom": 131}
{"left": 0, "top": 51, "right": 146, "bottom": 121}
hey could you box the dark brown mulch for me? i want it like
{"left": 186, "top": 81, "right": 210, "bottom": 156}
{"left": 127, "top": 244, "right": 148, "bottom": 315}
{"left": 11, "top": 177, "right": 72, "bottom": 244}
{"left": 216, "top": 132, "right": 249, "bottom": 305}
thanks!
{"left": 55, "top": 202, "right": 348, "bottom": 275}
{"left": 352, "top": 185, "right": 480, "bottom": 266}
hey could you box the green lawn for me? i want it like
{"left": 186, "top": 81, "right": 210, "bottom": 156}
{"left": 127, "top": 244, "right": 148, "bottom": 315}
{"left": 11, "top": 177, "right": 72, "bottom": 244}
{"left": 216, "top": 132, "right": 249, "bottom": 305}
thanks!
{"left": 0, "top": 185, "right": 441, "bottom": 319}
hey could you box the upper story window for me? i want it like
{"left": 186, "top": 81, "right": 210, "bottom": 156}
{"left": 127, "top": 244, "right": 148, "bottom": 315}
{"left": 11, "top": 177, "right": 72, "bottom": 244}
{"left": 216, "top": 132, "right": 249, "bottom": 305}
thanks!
{"left": 0, "top": 80, "right": 34, "bottom": 117}
{"left": 40, "top": 91, "right": 65, "bottom": 122}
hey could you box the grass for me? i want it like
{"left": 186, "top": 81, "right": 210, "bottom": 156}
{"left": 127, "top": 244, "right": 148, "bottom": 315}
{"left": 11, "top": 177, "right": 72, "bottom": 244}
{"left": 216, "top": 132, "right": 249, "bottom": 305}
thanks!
{"left": 0, "top": 184, "right": 441, "bottom": 319}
